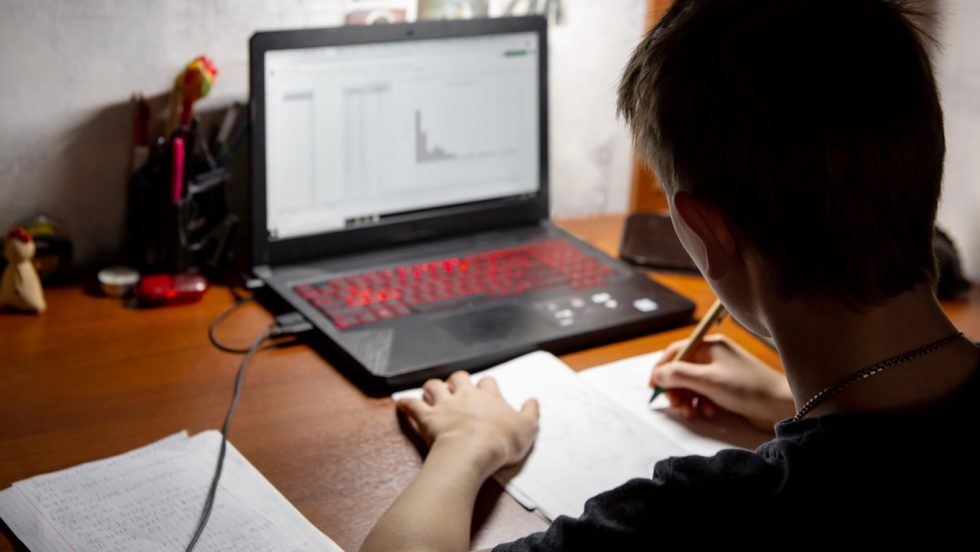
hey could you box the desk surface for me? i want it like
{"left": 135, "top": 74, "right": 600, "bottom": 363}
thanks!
{"left": 3, "top": 214, "right": 979, "bottom": 551}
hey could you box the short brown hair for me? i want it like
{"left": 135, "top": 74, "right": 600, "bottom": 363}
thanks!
{"left": 618, "top": 0, "right": 944, "bottom": 306}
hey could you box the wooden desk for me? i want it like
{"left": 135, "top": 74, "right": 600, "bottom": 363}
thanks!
{"left": 2, "top": 214, "right": 978, "bottom": 551}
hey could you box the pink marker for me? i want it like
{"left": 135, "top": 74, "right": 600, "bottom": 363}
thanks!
{"left": 171, "top": 136, "right": 185, "bottom": 204}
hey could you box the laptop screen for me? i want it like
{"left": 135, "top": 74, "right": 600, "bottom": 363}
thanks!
{"left": 263, "top": 31, "right": 541, "bottom": 242}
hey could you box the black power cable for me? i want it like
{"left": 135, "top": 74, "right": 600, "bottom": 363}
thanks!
{"left": 188, "top": 299, "right": 314, "bottom": 549}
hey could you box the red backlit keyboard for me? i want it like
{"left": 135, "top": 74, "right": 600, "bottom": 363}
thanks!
{"left": 293, "top": 239, "right": 616, "bottom": 329}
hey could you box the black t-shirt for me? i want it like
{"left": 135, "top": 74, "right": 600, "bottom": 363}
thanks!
{"left": 495, "top": 364, "right": 979, "bottom": 550}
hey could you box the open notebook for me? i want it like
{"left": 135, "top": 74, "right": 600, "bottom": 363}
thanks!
{"left": 394, "top": 351, "right": 773, "bottom": 521}
{"left": 0, "top": 431, "right": 343, "bottom": 552}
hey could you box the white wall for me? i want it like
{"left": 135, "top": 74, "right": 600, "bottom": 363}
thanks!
{"left": 936, "top": 0, "right": 980, "bottom": 282}
{"left": 0, "top": 0, "right": 645, "bottom": 266}
{"left": 548, "top": 0, "right": 645, "bottom": 217}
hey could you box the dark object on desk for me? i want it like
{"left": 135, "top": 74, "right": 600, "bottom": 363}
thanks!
{"left": 248, "top": 17, "right": 696, "bottom": 388}
{"left": 619, "top": 212, "right": 698, "bottom": 273}
{"left": 19, "top": 215, "right": 73, "bottom": 284}
{"left": 934, "top": 227, "right": 971, "bottom": 300}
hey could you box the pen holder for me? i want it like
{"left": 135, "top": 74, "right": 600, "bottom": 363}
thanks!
{"left": 128, "top": 141, "right": 237, "bottom": 274}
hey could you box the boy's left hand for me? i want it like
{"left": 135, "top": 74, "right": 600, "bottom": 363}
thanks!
{"left": 397, "top": 371, "right": 540, "bottom": 478}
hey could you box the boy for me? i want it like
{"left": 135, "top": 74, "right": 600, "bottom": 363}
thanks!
{"left": 362, "top": 0, "right": 980, "bottom": 549}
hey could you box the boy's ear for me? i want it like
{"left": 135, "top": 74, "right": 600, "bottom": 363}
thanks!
{"left": 672, "top": 191, "right": 740, "bottom": 280}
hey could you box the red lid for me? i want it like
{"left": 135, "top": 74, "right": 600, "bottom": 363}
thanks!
{"left": 7, "top": 226, "right": 32, "bottom": 243}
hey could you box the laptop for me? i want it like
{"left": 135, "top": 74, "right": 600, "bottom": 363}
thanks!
{"left": 248, "top": 16, "right": 695, "bottom": 387}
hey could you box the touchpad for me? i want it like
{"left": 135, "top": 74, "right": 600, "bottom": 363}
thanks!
{"left": 436, "top": 305, "right": 537, "bottom": 345}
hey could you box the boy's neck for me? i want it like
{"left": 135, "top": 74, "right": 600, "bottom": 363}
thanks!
{"left": 766, "top": 284, "right": 979, "bottom": 419}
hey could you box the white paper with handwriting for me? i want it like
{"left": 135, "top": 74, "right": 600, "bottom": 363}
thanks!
{"left": 0, "top": 431, "right": 343, "bottom": 551}
{"left": 395, "top": 351, "right": 772, "bottom": 521}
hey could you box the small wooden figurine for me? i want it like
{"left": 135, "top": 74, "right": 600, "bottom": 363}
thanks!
{"left": 1, "top": 226, "right": 47, "bottom": 313}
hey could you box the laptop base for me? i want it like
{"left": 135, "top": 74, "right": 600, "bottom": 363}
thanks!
{"left": 260, "top": 222, "right": 695, "bottom": 388}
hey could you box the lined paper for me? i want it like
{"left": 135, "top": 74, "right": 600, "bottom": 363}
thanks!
{"left": 0, "top": 431, "right": 343, "bottom": 552}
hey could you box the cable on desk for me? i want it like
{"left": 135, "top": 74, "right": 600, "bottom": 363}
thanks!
{"left": 209, "top": 295, "right": 315, "bottom": 354}
{"left": 190, "top": 302, "right": 314, "bottom": 548}
{"left": 186, "top": 324, "right": 271, "bottom": 551}
{"left": 208, "top": 297, "right": 257, "bottom": 353}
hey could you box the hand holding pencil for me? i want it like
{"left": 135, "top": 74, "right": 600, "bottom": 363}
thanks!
{"left": 649, "top": 299, "right": 727, "bottom": 405}
{"left": 648, "top": 300, "right": 795, "bottom": 431}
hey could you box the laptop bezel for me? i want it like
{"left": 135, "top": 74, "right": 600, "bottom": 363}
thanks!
{"left": 248, "top": 16, "right": 550, "bottom": 270}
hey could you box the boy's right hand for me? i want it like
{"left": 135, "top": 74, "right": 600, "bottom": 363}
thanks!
{"left": 650, "top": 335, "right": 796, "bottom": 432}
{"left": 396, "top": 371, "right": 539, "bottom": 479}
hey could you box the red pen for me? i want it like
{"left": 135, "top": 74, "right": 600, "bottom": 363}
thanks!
{"left": 171, "top": 136, "right": 185, "bottom": 204}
